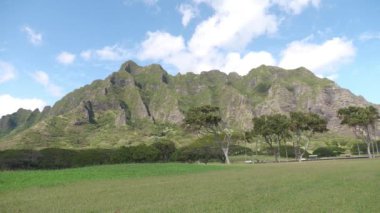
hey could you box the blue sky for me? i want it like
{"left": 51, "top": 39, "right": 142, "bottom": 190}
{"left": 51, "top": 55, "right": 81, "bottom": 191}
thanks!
{"left": 0, "top": 0, "right": 380, "bottom": 117}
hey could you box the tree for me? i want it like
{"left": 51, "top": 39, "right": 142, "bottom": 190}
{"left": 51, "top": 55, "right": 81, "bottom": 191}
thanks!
{"left": 338, "top": 106, "right": 379, "bottom": 158}
{"left": 184, "top": 105, "right": 232, "bottom": 164}
{"left": 289, "top": 112, "right": 328, "bottom": 162}
{"left": 252, "top": 114, "right": 290, "bottom": 162}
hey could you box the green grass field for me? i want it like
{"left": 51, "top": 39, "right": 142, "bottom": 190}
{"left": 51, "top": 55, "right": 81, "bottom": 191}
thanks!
{"left": 1, "top": 160, "right": 380, "bottom": 212}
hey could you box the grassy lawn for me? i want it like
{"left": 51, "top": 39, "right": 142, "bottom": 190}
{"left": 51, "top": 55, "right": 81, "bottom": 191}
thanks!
{"left": 1, "top": 160, "right": 380, "bottom": 212}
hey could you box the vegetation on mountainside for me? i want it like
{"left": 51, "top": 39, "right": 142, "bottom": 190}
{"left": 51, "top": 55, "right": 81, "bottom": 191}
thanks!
{"left": 0, "top": 61, "right": 378, "bottom": 162}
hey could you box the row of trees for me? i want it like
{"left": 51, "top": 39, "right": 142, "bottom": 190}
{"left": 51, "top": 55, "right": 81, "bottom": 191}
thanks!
{"left": 251, "top": 112, "right": 327, "bottom": 162}
{"left": 184, "top": 105, "right": 379, "bottom": 164}
{"left": 0, "top": 138, "right": 253, "bottom": 170}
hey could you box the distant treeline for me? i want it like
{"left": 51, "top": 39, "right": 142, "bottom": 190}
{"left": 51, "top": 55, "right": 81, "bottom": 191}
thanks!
{"left": 0, "top": 140, "right": 252, "bottom": 170}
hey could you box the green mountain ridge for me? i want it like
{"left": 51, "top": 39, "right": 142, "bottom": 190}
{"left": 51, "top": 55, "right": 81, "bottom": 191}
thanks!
{"left": 0, "top": 60, "right": 378, "bottom": 150}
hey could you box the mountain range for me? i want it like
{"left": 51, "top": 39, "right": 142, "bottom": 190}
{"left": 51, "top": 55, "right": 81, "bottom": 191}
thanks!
{"left": 0, "top": 60, "right": 378, "bottom": 150}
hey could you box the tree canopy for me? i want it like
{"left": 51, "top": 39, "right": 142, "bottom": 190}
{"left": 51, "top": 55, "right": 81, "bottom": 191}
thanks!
{"left": 252, "top": 114, "right": 290, "bottom": 162}
{"left": 184, "top": 105, "right": 222, "bottom": 133}
{"left": 338, "top": 106, "right": 379, "bottom": 158}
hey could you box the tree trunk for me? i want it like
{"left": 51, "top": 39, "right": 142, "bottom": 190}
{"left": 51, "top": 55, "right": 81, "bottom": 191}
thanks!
{"left": 357, "top": 143, "right": 361, "bottom": 156}
{"left": 222, "top": 148, "right": 230, "bottom": 164}
{"left": 367, "top": 142, "right": 373, "bottom": 159}
{"left": 285, "top": 142, "right": 289, "bottom": 161}
{"left": 274, "top": 150, "right": 279, "bottom": 162}
{"left": 298, "top": 136, "right": 311, "bottom": 162}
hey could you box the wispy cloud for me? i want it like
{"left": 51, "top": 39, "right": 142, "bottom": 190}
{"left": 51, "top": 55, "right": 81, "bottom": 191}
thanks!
{"left": 21, "top": 26, "right": 42, "bottom": 45}
{"left": 359, "top": 32, "right": 380, "bottom": 41}
{"left": 0, "top": 94, "right": 46, "bottom": 117}
{"left": 123, "top": 0, "right": 160, "bottom": 12}
{"left": 32, "top": 71, "right": 63, "bottom": 97}
{"left": 81, "top": 45, "right": 129, "bottom": 61}
{"left": 178, "top": 4, "right": 198, "bottom": 27}
{"left": 56, "top": 51, "right": 76, "bottom": 65}
{"left": 0, "top": 60, "right": 16, "bottom": 84}
{"left": 273, "top": 0, "right": 320, "bottom": 15}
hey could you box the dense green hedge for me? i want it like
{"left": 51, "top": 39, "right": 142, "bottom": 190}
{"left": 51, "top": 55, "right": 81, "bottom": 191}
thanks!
{"left": 0, "top": 140, "right": 176, "bottom": 170}
{"left": 0, "top": 138, "right": 254, "bottom": 169}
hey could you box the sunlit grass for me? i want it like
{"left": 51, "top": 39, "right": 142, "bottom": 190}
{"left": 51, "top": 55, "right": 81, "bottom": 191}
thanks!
{"left": 1, "top": 160, "right": 380, "bottom": 212}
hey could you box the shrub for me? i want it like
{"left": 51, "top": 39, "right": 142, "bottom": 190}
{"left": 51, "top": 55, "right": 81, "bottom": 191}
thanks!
{"left": 130, "top": 144, "right": 159, "bottom": 162}
{"left": 74, "top": 149, "right": 114, "bottom": 166}
{"left": 152, "top": 139, "right": 176, "bottom": 162}
{"left": 173, "top": 138, "right": 223, "bottom": 163}
{"left": 0, "top": 149, "right": 40, "bottom": 170}
{"left": 38, "top": 148, "right": 77, "bottom": 169}
{"left": 313, "top": 146, "right": 345, "bottom": 157}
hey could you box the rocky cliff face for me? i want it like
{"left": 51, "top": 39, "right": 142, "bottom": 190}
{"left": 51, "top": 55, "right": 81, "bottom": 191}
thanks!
{"left": 0, "top": 60, "right": 378, "bottom": 149}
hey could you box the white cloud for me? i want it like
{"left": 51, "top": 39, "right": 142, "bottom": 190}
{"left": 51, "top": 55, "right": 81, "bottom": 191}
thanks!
{"left": 223, "top": 51, "right": 276, "bottom": 75}
{"left": 138, "top": 0, "right": 281, "bottom": 74}
{"left": 21, "top": 26, "right": 42, "bottom": 45}
{"left": 95, "top": 45, "right": 129, "bottom": 61}
{"left": 188, "top": 0, "right": 278, "bottom": 57}
{"left": 32, "top": 71, "right": 63, "bottom": 97}
{"left": 273, "top": 0, "right": 320, "bottom": 14}
{"left": 137, "top": 0, "right": 325, "bottom": 75}
{"left": 80, "top": 45, "right": 129, "bottom": 62}
{"left": 359, "top": 32, "right": 380, "bottom": 41}
{"left": 56, "top": 51, "right": 76, "bottom": 65}
{"left": 0, "top": 60, "right": 16, "bottom": 84}
{"left": 80, "top": 50, "right": 92, "bottom": 60}
{"left": 178, "top": 4, "right": 198, "bottom": 27}
{"left": 0, "top": 94, "right": 46, "bottom": 118}
{"left": 279, "top": 37, "right": 355, "bottom": 77}
{"left": 139, "top": 31, "right": 185, "bottom": 60}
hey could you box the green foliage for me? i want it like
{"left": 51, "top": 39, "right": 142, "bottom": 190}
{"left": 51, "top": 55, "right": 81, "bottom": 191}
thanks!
{"left": 252, "top": 114, "right": 291, "bottom": 161}
{"left": 313, "top": 146, "right": 345, "bottom": 157}
{"left": 255, "top": 82, "right": 271, "bottom": 94}
{"left": 173, "top": 136, "right": 252, "bottom": 164}
{"left": 0, "top": 145, "right": 162, "bottom": 170}
{"left": 338, "top": 106, "right": 379, "bottom": 127}
{"left": 252, "top": 114, "right": 290, "bottom": 139}
{"left": 338, "top": 106, "right": 379, "bottom": 158}
{"left": 129, "top": 144, "right": 159, "bottom": 162}
{"left": 152, "top": 139, "right": 176, "bottom": 162}
{"left": 184, "top": 105, "right": 222, "bottom": 132}
{"left": 173, "top": 138, "right": 223, "bottom": 163}
{"left": 0, "top": 149, "right": 41, "bottom": 169}
{"left": 290, "top": 111, "right": 328, "bottom": 134}
{"left": 350, "top": 141, "right": 380, "bottom": 155}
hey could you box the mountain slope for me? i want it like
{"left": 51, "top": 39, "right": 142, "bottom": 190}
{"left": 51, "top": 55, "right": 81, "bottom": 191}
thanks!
{"left": 0, "top": 60, "right": 377, "bottom": 149}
